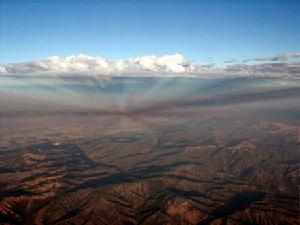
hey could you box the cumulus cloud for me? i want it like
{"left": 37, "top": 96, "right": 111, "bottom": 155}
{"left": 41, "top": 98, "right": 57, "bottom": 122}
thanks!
{"left": 0, "top": 53, "right": 299, "bottom": 77}
{"left": 0, "top": 66, "right": 7, "bottom": 74}
{"left": 0, "top": 53, "right": 197, "bottom": 77}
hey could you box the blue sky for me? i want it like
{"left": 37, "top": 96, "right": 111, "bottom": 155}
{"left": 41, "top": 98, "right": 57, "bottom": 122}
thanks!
{"left": 0, "top": 0, "right": 299, "bottom": 65}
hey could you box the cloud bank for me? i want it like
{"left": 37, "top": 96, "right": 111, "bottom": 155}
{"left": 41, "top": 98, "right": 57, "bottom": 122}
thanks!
{"left": 243, "top": 53, "right": 300, "bottom": 63}
{"left": 1, "top": 53, "right": 299, "bottom": 78}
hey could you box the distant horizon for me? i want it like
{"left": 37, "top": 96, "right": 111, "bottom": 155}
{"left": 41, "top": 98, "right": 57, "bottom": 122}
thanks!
{"left": 1, "top": 52, "right": 299, "bottom": 78}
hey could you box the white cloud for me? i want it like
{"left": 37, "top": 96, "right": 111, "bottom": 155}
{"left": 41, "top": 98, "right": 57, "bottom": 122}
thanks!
{"left": 0, "top": 66, "right": 8, "bottom": 75}
{"left": 1, "top": 53, "right": 299, "bottom": 77}
{"left": 0, "top": 53, "right": 196, "bottom": 76}
{"left": 127, "top": 54, "right": 190, "bottom": 73}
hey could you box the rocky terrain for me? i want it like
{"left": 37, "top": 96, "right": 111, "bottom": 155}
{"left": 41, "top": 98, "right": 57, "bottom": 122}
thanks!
{"left": 0, "top": 77, "right": 299, "bottom": 225}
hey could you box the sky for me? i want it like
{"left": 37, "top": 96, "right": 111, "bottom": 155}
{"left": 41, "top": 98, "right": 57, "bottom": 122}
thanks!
{"left": 1, "top": 0, "right": 299, "bottom": 65}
